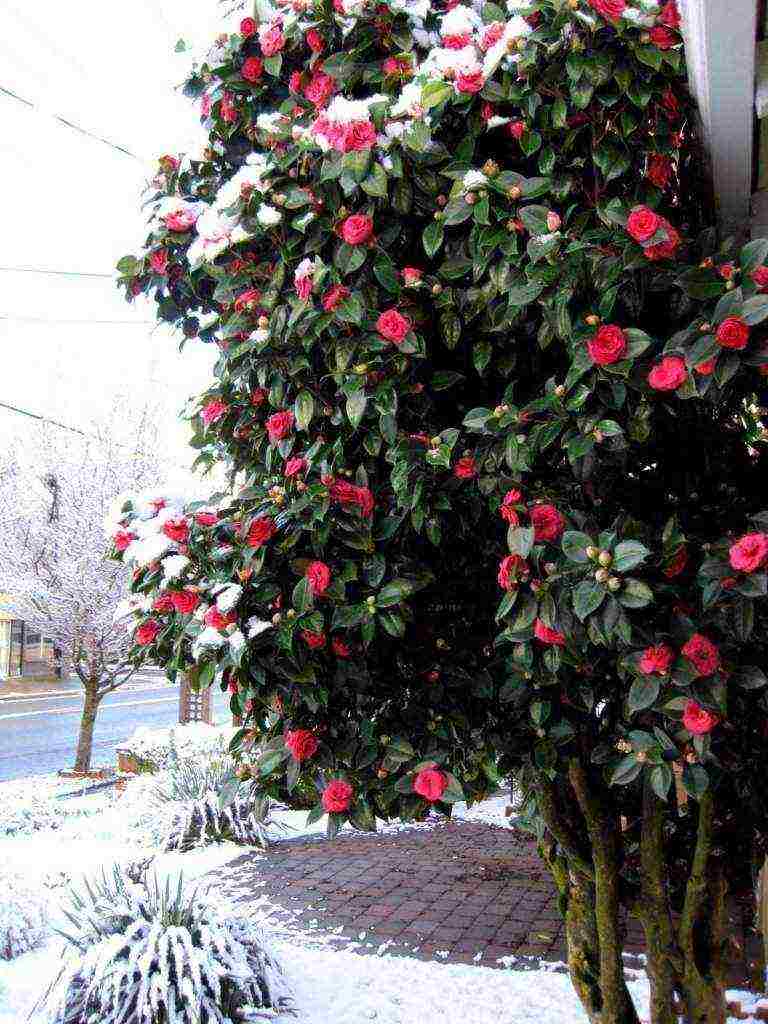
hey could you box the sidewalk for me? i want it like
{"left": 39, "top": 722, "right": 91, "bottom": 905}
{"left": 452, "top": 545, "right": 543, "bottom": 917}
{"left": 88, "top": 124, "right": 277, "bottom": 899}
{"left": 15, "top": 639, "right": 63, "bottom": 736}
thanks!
{"left": 0, "top": 668, "right": 169, "bottom": 700}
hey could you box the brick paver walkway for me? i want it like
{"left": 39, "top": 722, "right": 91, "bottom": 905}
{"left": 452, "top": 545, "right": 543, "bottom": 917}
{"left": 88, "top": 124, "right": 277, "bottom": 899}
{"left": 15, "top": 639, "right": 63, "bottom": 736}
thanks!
{"left": 214, "top": 819, "right": 759, "bottom": 982}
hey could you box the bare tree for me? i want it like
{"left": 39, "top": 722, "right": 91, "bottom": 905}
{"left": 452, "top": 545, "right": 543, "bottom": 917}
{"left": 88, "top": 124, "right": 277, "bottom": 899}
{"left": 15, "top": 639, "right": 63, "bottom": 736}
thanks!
{"left": 0, "top": 407, "right": 171, "bottom": 772}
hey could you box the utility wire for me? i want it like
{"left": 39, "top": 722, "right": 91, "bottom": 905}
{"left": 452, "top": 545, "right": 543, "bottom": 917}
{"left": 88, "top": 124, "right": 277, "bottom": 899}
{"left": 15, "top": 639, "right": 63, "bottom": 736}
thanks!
{"left": 0, "top": 84, "right": 143, "bottom": 163}
{"left": 0, "top": 266, "right": 114, "bottom": 278}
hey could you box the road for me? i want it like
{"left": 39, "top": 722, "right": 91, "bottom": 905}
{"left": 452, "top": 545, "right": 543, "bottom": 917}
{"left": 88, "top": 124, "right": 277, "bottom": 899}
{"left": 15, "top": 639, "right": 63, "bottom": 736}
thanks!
{"left": 0, "top": 673, "right": 232, "bottom": 782}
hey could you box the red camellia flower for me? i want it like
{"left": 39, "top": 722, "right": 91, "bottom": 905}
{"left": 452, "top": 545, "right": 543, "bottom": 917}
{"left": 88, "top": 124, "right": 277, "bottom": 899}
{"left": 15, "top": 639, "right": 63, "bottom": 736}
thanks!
{"left": 498, "top": 554, "right": 528, "bottom": 589}
{"left": 659, "top": 0, "right": 680, "bottom": 27}
{"left": 508, "top": 121, "right": 525, "bottom": 140}
{"left": 718, "top": 262, "right": 735, "bottom": 281}
{"left": 729, "top": 532, "right": 768, "bottom": 573}
{"left": 442, "top": 32, "right": 472, "bottom": 49}
{"left": 663, "top": 547, "right": 688, "bottom": 578}
{"left": 322, "top": 285, "right": 350, "bottom": 312}
{"left": 682, "top": 633, "right": 720, "bottom": 676}
{"left": 626, "top": 206, "right": 661, "bottom": 243}
{"left": 251, "top": 387, "right": 268, "bottom": 406}
{"left": 694, "top": 358, "right": 717, "bottom": 376}
{"left": 683, "top": 700, "right": 719, "bottom": 735}
{"left": 647, "top": 356, "right": 687, "bottom": 392}
{"left": 285, "top": 456, "right": 307, "bottom": 477}
{"left": 587, "top": 325, "right": 627, "bottom": 366}
{"left": 306, "top": 28, "right": 324, "bottom": 51}
{"left": 162, "top": 517, "right": 190, "bottom": 544}
{"left": 204, "top": 606, "right": 236, "bottom": 630}
{"left": 534, "top": 619, "right": 566, "bottom": 646}
{"left": 322, "top": 779, "right": 353, "bottom": 813}
{"left": 455, "top": 70, "right": 484, "bottom": 94}
{"left": 531, "top": 504, "right": 565, "bottom": 543}
{"left": 453, "top": 456, "right": 477, "bottom": 480}
{"left": 500, "top": 489, "right": 523, "bottom": 524}
{"left": 240, "top": 16, "right": 257, "bottom": 35}
{"left": 329, "top": 480, "right": 375, "bottom": 517}
{"left": 401, "top": 267, "right": 422, "bottom": 286}
{"left": 266, "top": 410, "right": 295, "bottom": 443}
{"left": 332, "top": 636, "right": 351, "bottom": 657}
{"left": 643, "top": 220, "right": 681, "bottom": 261}
{"left": 241, "top": 57, "right": 264, "bottom": 82}
{"left": 302, "top": 630, "right": 326, "bottom": 649}
{"left": 135, "top": 620, "right": 161, "bottom": 646}
{"left": 170, "top": 590, "right": 199, "bottom": 615}
{"left": 480, "top": 22, "right": 505, "bottom": 50}
{"left": 413, "top": 766, "right": 448, "bottom": 802}
{"left": 201, "top": 399, "right": 228, "bottom": 426}
{"left": 152, "top": 593, "right": 175, "bottom": 614}
{"left": 751, "top": 266, "right": 768, "bottom": 292}
{"left": 646, "top": 153, "right": 672, "bottom": 189}
{"left": 649, "top": 26, "right": 677, "bottom": 48}
{"left": 246, "top": 516, "right": 276, "bottom": 548}
{"left": 113, "top": 529, "right": 136, "bottom": 552}
{"left": 285, "top": 729, "right": 320, "bottom": 761}
{"left": 588, "top": 0, "right": 626, "bottom": 20}
{"left": 639, "top": 643, "right": 674, "bottom": 675}
{"left": 234, "top": 288, "right": 261, "bottom": 312}
{"left": 341, "top": 214, "right": 374, "bottom": 246}
{"left": 149, "top": 249, "right": 169, "bottom": 275}
{"left": 376, "top": 309, "right": 412, "bottom": 344}
{"left": 715, "top": 317, "right": 749, "bottom": 350}
{"left": 194, "top": 511, "right": 218, "bottom": 527}
{"left": 306, "top": 560, "right": 332, "bottom": 595}
{"left": 661, "top": 87, "right": 680, "bottom": 119}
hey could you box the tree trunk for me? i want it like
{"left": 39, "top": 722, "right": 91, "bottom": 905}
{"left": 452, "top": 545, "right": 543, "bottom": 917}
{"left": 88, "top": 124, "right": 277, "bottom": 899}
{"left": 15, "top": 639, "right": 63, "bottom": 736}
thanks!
{"left": 73, "top": 683, "right": 101, "bottom": 772}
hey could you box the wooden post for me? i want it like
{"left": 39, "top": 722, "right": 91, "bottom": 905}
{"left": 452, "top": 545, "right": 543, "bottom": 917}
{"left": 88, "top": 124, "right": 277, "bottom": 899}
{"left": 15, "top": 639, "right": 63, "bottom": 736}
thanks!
{"left": 178, "top": 675, "right": 212, "bottom": 724}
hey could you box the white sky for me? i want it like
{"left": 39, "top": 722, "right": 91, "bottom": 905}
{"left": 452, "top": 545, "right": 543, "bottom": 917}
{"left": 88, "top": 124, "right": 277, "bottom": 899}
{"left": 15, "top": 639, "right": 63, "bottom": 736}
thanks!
{"left": 0, "top": 1, "right": 236, "bottom": 477}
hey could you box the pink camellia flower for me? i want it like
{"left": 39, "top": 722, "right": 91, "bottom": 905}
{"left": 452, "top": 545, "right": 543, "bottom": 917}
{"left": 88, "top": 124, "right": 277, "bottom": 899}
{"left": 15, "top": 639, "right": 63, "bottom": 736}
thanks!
{"left": 401, "top": 267, "right": 422, "bottom": 286}
{"left": 382, "top": 56, "right": 412, "bottom": 76}
{"left": 135, "top": 619, "right": 161, "bottom": 646}
{"left": 454, "top": 456, "right": 477, "bottom": 480}
{"left": 413, "top": 765, "right": 448, "bottom": 802}
{"left": 546, "top": 211, "right": 561, "bottom": 232}
{"left": 626, "top": 205, "right": 661, "bottom": 243}
{"left": 204, "top": 606, "right": 236, "bottom": 630}
{"left": 456, "top": 69, "right": 485, "bottom": 94}
{"left": 647, "top": 355, "right": 687, "bottom": 392}
{"left": 646, "top": 154, "right": 672, "bottom": 189}
{"left": 683, "top": 700, "right": 719, "bottom": 735}
{"left": 729, "top": 532, "right": 768, "bottom": 573}
{"left": 695, "top": 358, "right": 717, "bottom": 376}
{"left": 682, "top": 633, "right": 720, "bottom": 676}
{"left": 201, "top": 399, "right": 228, "bottom": 426}
{"left": 649, "top": 26, "right": 677, "bottom": 49}
{"left": 113, "top": 529, "right": 136, "bottom": 552}
{"left": 194, "top": 511, "right": 218, "bottom": 527}
{"left": 332, "top": 636, "right": 351, "bottom": 657}
{"left": 639, "top": 643, "right": 674, "bottom": 675}
{"left": 663, "top": 547, "right": 688, "bottom": 578}
{"left": 498, "top": 554, "right": 528, "bottom": 590}
{"left": 152, "top": 593, "right": 175, "bottom": 614}
{"left": 240, "top": 16, "right": 257, "bottom": 36}
{"left": 341, "top": 213, "right": 374, "bottom": 246}
{"left": 338, "top": 120, "right": 377, "bottom": 152}
{"left": 508, "top": 121, "right": 525, "bottom": 140}
{"left": 241, "top": 57, "right": 263, "bottom": 82}
{"left": 322, "top": 779, "right": 353, "bottom": 813}
{"left": 376, "top": 309, "right": 412, "bottom": 344}
{"left": 659, "top": 0, "right": 680, "bottom": 27}
{"left": 588, "top": 0, "right": 626, "bottom": 19}
{"left": 285, "top": 729, "right": 319, "bottom": 761}
{"left": 534, "top": 619, "right": 566, "bottom": 646}
{"left": 234, "top": 288, "right": 262, "bottom": 312}
{"left": 500, "top": 489, "right": 523, "bottom": 524}
{"left": 285, "top": 456, "right": 307, "bottom": 477}
{"left": 246, "top": 516, "right": 276, "bottom": 548}
{"left": 302, "top": 630, "right": 326, "bottom": 649}
{"left": 322, "top": 285, "right": 350, "bottom": 312}
{"left": 266, "top": 410, "right": 295, "bottom": 443}
{"left": 170, "top": 590, "right": 199, "bottom": 615}
{"left": 304, "top": 71, "right": 337, "bottom": 108}
{"left": 149, "top": 250, "right": 169, "bottom": 275}
{"left": 443, "top": 32, "right": 472, "bottom": 49}
{"left": 220, "top": 92, "right": 237, "bottom": 123}
{"left": 751, "top": 266, "right": 768, "bottom": 292}
{"left": 480, "top": 21, "right": 505, "bottom": 50}
{"left": 715, "top": 317, "right": 749, "bottom": 350}
{"left": 531, "top": 504, "right": 565, "bottom": 543}
{"left": 587, "top": 325, "right": 627, "bottom": 366}
{"left": 306, "top": 560, "right": 332, "bottom": 596}
{"left": 162, "top": 517, "right": 189, "bottom": 544}
{"left": 259, "top": 22, "right": 285, "bottom": 56}
{"left": 164, "top": 206, "right": 199, "bottom": 233}
{"left": 306, "top": 28, "right": 324, "bottom": 52}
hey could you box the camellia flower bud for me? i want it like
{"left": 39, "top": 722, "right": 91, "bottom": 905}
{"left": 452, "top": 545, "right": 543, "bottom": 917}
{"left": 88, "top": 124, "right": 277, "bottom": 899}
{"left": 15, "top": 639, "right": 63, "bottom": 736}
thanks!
{"left": 353, "top": 363, "right": 368, "bottom": 373}
{"left": 286, "top": 608, "right": 296, "bottom": 619}
{"left": 595, "top": 568, "right": 610, "bottom": 583}
{"left": 585, "top": 314, "right": 600, "bottom": 326}
{"left": 598, "top": 551, "right": 613, "bottom": 566}
{"left": 554, "top": 385, "right": 565, "bottom": 397}
{"left": 507, "top": 185, "right": 522, "bottom": 200}
{"left": 482, "top": 160, "right": 500, "bottom": 177}
{"left": 465, "top": 193, "right": 477, "bottom": 206}
{"left": 607, "top": 577, "right": 622, "bottom": 591}
{"left": 546, "top": 211, "right": 562, "bottom": 232}
{"left": 586, "top": 546, "right": 599, "bottom": 559}
{"left": 272, "top": 612, "right": 282, "bottom": 624}
{"left": 640, "top": 31, "right": 651, "bottom": 43}
{"left": 258, "top": 315, "right": 269, "bottom": 328}
{"left": 432, "top": 283, "right": 442, "bottom": 296}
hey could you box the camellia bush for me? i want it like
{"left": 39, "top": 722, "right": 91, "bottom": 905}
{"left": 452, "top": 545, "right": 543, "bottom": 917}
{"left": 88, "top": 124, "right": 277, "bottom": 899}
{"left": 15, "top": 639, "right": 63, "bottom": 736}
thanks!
{"left": 113, "top": 0, "right": 768, "bottom": 1020}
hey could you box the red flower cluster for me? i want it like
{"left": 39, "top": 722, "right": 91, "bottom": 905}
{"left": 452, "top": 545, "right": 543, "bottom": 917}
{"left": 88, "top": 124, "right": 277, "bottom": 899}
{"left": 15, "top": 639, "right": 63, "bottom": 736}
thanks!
{"left": 341, "top": 214, "right": 374, "bottom": 246}
{"left": 136, "top": 620, "right": 161, "bottom": 645}
{"left": 322, "top": 779, "right": 353, "bottom": 812}
{"left": 453, "top": 456, "right": 477, "bottom": 479}
{"left": 626, "top": 206, "right": 680, "bottom": 260}
{"left": 647, "top": 356, "right": 687, "bottom": 392}
{"left": 497, "top": 554, "right": 529, "bottom": 590}
{"left": 587, "top": 325, "right": 627, "bottom": 366}
{"left": 266, "top": 410, "right": 295, "bottom": 443}
{"left": 682, "top": 700, "right": 719, "bottom": 735}
{"left": 170, "top": 590, "right": 199, "bottom": 615}
{"left": 204, "top": 606, "right": 236, "bottom": 630}
{"left": 531, "top": 504, "right": 566, "bottom": 543}
{"left": 162, "top": 517, "right": 190, "bottom": 544}
{"left": 639, "top": 643, "right": 673, "bottom": 675}
{"left": 306, "top": 560, "right": 332, "bottom": 595}
{"left": 246, "top": 516, "right": 277, "bottom": 548}
{"left": 329, "top": 479, "right": 375, "bottom": 517}
{"left": 285, "top": 729, "right": 319, "bottom": 761}
{"left": 376, "top": 309, "right": 411, "bottom": 344}
{"left": 715, "top": 317, "right": 749, "bottom": 350}
{"left": 681, "top": 633, "right": 720, "bottom": 676}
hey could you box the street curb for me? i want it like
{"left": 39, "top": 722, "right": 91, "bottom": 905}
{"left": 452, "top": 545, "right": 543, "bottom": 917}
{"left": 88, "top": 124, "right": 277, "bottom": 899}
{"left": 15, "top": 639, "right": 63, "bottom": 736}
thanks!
{"left": 0, "top": 677, "right": 171, "bottom": 702}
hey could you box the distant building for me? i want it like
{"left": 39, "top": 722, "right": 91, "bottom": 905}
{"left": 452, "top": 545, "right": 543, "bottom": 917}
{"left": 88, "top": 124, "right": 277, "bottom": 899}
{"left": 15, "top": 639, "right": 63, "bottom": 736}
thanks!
{"left": 0, "top": 595, "right": 58, "bottom": 680}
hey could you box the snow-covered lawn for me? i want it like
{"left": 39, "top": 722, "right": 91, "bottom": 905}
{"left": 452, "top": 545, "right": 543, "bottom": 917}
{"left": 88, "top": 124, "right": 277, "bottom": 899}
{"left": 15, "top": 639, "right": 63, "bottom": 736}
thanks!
{"left": 0, "top": 729, "right": 763, "bottom": 1024}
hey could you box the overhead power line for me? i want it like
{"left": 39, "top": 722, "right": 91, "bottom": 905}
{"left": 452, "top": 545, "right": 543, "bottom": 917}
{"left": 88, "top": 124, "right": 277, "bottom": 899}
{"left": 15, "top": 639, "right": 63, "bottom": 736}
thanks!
{"left": 0, "top": 84, "right": 143, "bottom": 163}
{"left": 0, "top": 266, "right": 114, "bottom": 278}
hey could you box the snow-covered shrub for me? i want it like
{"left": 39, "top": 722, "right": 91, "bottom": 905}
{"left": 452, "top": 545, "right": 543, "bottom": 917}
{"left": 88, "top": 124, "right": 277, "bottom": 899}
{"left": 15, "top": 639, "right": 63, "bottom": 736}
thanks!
{"left": 43, "top": 865, "right": 291, "bottom": 1023}
{"left": 122, "top": 722, "right": 236, "bottom": 772}
{"left": 153, "top": 759, "right": 270, "bottom": 852}
{"left": 0, "top": 781, "right": 99, "bottom": 837}
{"left": 0, "top": 871, "right": 48, "bottom": 959}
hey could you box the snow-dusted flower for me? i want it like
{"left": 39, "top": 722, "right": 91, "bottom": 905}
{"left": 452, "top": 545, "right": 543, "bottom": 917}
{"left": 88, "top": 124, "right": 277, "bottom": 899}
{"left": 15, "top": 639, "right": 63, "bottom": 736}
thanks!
{"left": 247, "top": 616, "right": 274, "bottom": 639}
{"left": 228, "top": 629, "right": 247, "bottom": 655}
{"left": 191, "top": 627, "right": 227, "bottom": 660}
{"left": 124, "top": 533, "right": 176, "bottom": 567}
{"left": 440, "top": 5, "right": 480, "bottom": 37}
{"left": 161, "top": 554, "right": 191, "bottom": 581}
{"left": 462, "top": 169, "right": 488, "bottom": 191}
{"left": 215, "top": 584, "right": 243, "bottom": 613}
{"left": 256, "top": 111, "right": 288, "bottom": 133}
{"left": 257, "top": 204, "right": 282, "bottom": 226}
